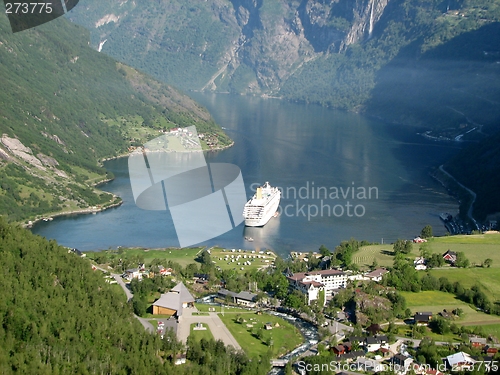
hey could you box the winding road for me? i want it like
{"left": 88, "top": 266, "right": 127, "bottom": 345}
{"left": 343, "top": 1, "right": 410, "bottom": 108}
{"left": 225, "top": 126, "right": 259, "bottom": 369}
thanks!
{"left": 439, "top": 165, "right": 479, "bottom": 230}
{"left": 94, "top": 265, "right": 154, "bottom": 333}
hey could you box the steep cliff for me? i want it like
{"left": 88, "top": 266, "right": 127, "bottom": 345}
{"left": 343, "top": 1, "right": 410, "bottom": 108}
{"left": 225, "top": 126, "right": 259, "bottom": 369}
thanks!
{"left": 68, "top": 0, "right": 500, "bottom": 131}
{"left": 68, "top": 0, "right": 391, "bottom": 95}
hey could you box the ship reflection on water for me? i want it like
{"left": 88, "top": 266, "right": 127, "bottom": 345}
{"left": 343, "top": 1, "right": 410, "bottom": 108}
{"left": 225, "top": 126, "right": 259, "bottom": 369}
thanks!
{"left": 242, "top": 213, "right": 280, "bottom": 251}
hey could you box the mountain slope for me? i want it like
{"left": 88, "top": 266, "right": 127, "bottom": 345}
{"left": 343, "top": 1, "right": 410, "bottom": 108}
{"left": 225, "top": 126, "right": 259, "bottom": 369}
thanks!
{"left": 68, "top": 0, "right": 500, "bottom": 120}
{"left": 0, "top": 219, "right": 275, "bottom": 374}
{"left": 0, "top": 13, "right": 229, "bottom": 223}
{"left": 0, "top": 218, "right": 166, "bottom": 374}
{"left": 444, "top": 131, "right": 500, "bottom": 222}
{"left": 365, "top": 21, "right": 500, "bottom": 134}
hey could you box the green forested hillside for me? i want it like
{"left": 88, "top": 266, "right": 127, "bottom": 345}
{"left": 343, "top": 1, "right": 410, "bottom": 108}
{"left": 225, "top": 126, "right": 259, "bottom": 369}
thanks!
{"left": 0, "top": 220, "right": 271, "bottom": 374}
{"left": 68, "top": 0, "right": 500, "bottom": 131}
{"left": 0, "top": 219, "right": 164, "bottom": 374}
{"left": 0, "top": 13, "right": 229, "bottom": 223}
{"left": 365, "top": 21, "right": 500, "bottom": 134}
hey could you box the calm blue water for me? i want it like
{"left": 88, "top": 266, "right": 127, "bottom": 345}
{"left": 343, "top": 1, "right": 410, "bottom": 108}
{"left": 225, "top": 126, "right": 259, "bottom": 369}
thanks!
{"left": 32, "top": 94, "right": 461, "bottom": 256}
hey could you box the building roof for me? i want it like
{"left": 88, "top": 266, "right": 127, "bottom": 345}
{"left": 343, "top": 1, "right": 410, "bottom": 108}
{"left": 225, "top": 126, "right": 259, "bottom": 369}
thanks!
{"left": 394, "top": 354, "right": 410, "bottom": 362}
{"left": 347, "top": 336, "right": 365, "bottom": 343}
{"left": 446, "top": 352, "right": 475, "bottom": 367}
{"left": 218, "top": 288, "right": 238, "bottom": 298}
{"left": 153, "top": 282, "right": 194, "bottom": 317}
{"left": 356, "top": 357, "right": 382, "bottom": 369}
{"left": 289, "top": 269, "right": 345, "bottom": 280}
{"left": 236, "top": 291, "right": 257, "bottom": 302}
{"left": 171, "top": 282, "right": 195, "bottom": 304}
{"left": 470, "top": 337, "right": 487, "bottom": 344}
{"left": 415, "top": 312, "right": 432, "bottom": 321}
{"left": 302, "top": 280, "right": 323, "bottom": 287}
{"left": 153, "top": 292, "right": 182, "bottom": 314}
{"left": 338, "top": 350, "right": 364, "bottom": 360}
{"left": 443, "top": 250, "right": 457, "bottom": 259}
{"left": 365, "top": 335, "right": 388, "bottom": 345}
{"left": 366, "top": 337, "right": 380, "bottom": 345}
{"left": 365, "top": 268, "right": 389, "bottom": 278}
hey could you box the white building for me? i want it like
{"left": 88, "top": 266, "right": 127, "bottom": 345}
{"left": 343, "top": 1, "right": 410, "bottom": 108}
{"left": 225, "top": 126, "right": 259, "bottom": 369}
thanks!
{"left": 365, "top": 268, "right": 389, "bottom": 282}
{"left": 287, "top": 269, "right": 347, "bottom": 305}
{"left": 414, "top": 257, "right": 427, "bottom": 270}
{"left": 124, "top": 268, "right": 142, "bottom": 281}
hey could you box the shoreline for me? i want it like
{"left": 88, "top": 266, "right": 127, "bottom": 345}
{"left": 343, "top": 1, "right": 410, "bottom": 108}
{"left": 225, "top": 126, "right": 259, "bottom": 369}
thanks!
{"left": 27, "top": 137, "right": 235, "bottom": 230}
{"left": 99, "top": 140, "right": 235, "bottom": 164}
{"left": 24, "top": 197, "right": 123, "bottom": 229}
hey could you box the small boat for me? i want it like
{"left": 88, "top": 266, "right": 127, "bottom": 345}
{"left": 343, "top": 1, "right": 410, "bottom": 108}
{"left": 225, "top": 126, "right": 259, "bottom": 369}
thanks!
{"left": 244, "top": 236, "right": 254, "bottom": 242}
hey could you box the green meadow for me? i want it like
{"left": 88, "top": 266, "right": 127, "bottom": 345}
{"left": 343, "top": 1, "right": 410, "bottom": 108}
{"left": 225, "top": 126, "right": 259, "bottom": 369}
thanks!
{"left": 86, "top": 247, "right": 204, "bottom": 267}
{"left": 401, "top": 291, "right": 500, "bottom": 325}
{"left": 218, "top": 311, "right": 303, "bottom": 358}
{"left": 189, "top": 323, "right": 215, "bottom": 342}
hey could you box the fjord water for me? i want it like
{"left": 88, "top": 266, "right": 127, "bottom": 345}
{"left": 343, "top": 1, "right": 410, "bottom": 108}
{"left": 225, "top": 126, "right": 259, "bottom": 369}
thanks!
{"left": 32, "top": 94, "right": 460, "bottom": 256}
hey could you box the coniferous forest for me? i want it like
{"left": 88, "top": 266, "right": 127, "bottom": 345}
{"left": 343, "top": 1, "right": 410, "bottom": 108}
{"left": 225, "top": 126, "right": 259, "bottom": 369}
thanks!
{"left": 0, "top": 220, "right": 268, "bottom": 374}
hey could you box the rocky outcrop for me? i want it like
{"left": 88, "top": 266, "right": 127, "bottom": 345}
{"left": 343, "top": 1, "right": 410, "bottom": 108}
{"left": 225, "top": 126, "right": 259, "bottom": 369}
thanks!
{"left": 68, "top": 0, "right": 392, "bottom": 94}
{"left": 1, "top": 135, "right": 45, "bottom": 170}
{"left": 341, "top": 0, "right": 390, "bottom": 51}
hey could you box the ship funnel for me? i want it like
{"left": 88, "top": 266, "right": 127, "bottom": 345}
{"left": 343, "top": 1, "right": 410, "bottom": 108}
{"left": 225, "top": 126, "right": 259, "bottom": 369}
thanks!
{"left": 256, "top": 187, "right": 262, "bottom": 200}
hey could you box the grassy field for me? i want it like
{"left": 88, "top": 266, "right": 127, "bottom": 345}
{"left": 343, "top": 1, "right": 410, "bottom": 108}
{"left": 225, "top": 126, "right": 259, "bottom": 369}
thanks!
{"left": 218, "top": 311, "right": 303, "bottom": 358}
{"left": 425, "top": 233, "right": 500, "bottom": 302}
{"left": 353, "top": 232, "right": 500, "bottom": 270}
{"left": 427, "top": 233, "right": 500, "bottom": 266}
{"left": 85, "top": 247, "right": 204, "bottom": 267}
{"left": 428, "top": 268, "right": 500, "bottom": 302}
{"left": 353, "top": 233, "right": 500, "bottom": 303}
{"left": 401, "top": 291, "right": 500, "bottom": 325}
{"left": 209, "top": 247, "right": 276, "bottom": 272}
{"left": 474, "top": 323, "right": 500, "bottom": 339}
{"left": 189, "top": 323, "right": 215, "bottom": 342}
{"left": 352, "top": 244, "right": 403, "bottom": 269}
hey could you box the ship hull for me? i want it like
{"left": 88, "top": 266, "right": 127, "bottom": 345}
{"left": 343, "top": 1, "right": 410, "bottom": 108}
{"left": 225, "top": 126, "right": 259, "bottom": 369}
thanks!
{"left": 244, "top": 193, "right": 280, "bottom": 227}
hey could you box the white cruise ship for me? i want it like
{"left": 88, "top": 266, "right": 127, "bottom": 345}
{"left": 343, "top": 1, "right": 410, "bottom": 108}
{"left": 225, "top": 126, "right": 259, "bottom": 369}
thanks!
{"left": 243, "top": 182, "right": 281, "bottom": 227}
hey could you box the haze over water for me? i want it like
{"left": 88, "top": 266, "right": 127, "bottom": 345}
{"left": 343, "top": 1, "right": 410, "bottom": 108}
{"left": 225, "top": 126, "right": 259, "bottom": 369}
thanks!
{"left": 32, "top": 94, "right": 461, "bottom": 257}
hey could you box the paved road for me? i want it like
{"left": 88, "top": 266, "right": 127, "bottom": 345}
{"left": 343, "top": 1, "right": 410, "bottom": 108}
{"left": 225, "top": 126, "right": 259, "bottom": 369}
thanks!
{"left": 439, "top": 165, "right": 479, "bottom": 230}
{"left": 178, "top": 309, "right": 242, "bottom": 350}
{"left": 93, "top": 265, "right": 154, "bottom": 333}
{"left": 112, "top": 273, "right": 133, "bottom": 300}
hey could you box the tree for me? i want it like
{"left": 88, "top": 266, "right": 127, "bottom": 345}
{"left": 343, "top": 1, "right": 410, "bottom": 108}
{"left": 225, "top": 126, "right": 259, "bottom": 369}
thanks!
{"left": 419, "top": 243, "right": 431, "bottom": 259}
{"left": 319, "top": 245, "right": 330, "bottom": 257}
{"left": 317, "top": 289, "right": 326, "bottom": 307}
{"left": 284, "top": 290, "right": 306, "bottom": 309}
{"left": 483, "top": 258, "right": 493, "bottom": 268}
{"left": 455, "top": 252, "right": 470, "bottom": 268}
{"left": 131, "top": 295, "right": 147, "bottom": 316}
{"left": 427, "top": 253, "right": 444, "bottom": 268}
{"left": 420, "top": 225, "right": 433, "bottom": 239}
{"left": 393, "top": 239, "right": 412, "bottom": 254}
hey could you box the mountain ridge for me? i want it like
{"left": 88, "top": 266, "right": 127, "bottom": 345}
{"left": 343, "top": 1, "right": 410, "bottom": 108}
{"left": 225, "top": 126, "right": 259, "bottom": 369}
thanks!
{"left": 67, "top": 0, "right": 500, "bottom": 132}
{"left": 0, "top": 13, "right": 229, "bottom": 223}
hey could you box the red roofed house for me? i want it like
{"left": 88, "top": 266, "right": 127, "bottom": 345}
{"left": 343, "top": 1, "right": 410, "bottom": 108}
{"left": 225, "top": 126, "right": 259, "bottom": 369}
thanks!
{"left": 443, "top": 250, "right": 457, "bottom": 264}
{"left": 333, "top": 345, "right": 346, "bottom": 355}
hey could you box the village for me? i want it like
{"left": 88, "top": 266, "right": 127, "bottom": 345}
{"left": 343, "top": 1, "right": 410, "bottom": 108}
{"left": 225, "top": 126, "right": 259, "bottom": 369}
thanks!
{"left": 80, "top": 229, "right": 500, "bottom": 374}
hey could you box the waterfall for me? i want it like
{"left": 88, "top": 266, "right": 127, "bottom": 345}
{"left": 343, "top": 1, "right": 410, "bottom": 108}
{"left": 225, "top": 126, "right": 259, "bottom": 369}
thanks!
{"left": 368, "top": 0, "right": 375, "bottom": 37}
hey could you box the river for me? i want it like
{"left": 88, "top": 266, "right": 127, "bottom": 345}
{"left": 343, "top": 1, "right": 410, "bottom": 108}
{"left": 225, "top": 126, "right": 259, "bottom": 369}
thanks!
{"left": 32, "top": 93, "right": 461, "bottom": 257}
